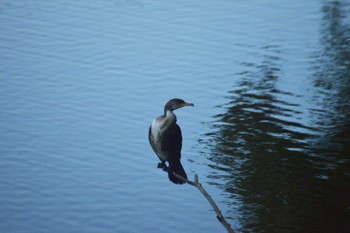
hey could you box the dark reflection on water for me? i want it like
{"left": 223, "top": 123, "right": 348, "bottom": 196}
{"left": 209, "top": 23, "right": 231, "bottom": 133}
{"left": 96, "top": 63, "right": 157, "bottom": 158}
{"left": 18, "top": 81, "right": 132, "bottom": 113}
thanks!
{"left": 312, "top": 0, "right": 350, "bottom": 168}
{"left": 204, "top": 2, "right": 350, "bottom": 232}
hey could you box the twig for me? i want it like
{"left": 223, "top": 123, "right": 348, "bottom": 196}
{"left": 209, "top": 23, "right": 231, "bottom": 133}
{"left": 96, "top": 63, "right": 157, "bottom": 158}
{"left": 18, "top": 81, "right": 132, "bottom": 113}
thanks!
{"left": 158, "top": 163, "right": 235, "bottom": 233}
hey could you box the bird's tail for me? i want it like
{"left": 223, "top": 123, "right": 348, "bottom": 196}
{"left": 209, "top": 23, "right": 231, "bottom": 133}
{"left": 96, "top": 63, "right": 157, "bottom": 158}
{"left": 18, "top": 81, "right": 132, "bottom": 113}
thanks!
{"left": 168, "top": 160, "right": 187, "bottom": 184}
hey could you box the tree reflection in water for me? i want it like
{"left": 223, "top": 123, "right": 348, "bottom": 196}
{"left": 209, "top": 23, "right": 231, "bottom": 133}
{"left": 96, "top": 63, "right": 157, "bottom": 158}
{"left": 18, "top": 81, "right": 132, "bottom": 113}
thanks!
{"left": 204, "top": 2, "right": 350, "bottom": 232}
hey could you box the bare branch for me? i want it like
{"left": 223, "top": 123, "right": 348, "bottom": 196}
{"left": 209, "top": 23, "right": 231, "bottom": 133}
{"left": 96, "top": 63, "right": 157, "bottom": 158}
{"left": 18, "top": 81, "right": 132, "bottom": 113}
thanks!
{"left": 158, "top": 163, "right": 235, "bottom": 233}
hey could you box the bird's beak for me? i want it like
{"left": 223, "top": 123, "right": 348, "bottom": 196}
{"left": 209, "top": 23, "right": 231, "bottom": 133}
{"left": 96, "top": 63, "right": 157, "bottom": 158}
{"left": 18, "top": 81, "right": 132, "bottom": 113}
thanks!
{"left": 183, "top": 102, "right": 194, "bottom": 107}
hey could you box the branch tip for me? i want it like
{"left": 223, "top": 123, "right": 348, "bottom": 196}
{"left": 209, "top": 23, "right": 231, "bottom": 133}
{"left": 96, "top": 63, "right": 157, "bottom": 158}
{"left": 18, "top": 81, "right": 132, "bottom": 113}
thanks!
{"left": 194, "top": 174, "right": 199, "bottom": 183}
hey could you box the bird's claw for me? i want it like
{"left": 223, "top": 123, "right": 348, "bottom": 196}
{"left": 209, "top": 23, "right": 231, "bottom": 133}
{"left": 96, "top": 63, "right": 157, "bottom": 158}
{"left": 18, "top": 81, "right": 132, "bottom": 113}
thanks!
{"left": 157, "top": 162, "right": 168, "bottom": 171}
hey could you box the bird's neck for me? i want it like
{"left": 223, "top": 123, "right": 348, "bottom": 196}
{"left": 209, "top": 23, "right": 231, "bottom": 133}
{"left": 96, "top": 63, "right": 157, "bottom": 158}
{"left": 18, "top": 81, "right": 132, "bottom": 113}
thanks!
{"left": 162, "top": 110, "right": 177, "bottom": 128}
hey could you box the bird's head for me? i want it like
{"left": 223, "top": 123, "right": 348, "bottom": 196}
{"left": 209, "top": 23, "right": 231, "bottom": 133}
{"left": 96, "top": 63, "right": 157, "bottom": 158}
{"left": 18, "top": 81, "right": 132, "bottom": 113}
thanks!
{"left": 164, "top": 98, "right": 194, "bottom": 114}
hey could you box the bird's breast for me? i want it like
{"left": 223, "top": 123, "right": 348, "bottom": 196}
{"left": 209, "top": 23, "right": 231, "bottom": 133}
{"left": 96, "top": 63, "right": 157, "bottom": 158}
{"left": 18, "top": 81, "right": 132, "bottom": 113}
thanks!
{"left": 150, "top": 117, "right": 171, "bottom": 161}
{"left": 151, "top": 117, "right": 162, "bottom": 136}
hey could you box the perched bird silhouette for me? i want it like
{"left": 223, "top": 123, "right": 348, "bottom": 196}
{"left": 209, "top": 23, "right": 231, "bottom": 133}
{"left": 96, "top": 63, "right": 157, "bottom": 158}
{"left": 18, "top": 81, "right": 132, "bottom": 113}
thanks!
{"left": 148, "top": 98, "right": 194, "bottom": 184}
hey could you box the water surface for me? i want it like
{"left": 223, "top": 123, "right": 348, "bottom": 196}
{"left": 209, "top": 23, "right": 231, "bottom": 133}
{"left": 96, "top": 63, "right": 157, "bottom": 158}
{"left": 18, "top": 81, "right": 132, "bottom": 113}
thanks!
{"left": 0, "top": 1, "right": 349, "bottom": 232}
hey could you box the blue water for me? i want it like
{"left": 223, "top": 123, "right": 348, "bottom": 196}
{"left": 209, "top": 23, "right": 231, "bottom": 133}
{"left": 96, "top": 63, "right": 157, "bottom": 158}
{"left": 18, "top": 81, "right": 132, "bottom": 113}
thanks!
{"left": 1, "top": 1, "right": 349, "bottom": 232}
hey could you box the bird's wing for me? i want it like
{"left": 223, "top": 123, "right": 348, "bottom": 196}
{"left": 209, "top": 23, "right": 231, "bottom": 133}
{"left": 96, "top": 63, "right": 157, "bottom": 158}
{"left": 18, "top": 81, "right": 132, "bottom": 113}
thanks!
{"left": 162, "top": 124, "right": 183, "bottom": 161}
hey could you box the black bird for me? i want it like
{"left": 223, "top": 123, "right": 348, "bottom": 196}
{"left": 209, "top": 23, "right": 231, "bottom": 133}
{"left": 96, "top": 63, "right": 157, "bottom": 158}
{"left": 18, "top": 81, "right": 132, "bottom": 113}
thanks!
{"left": 148, "top": 98, "right": 194, "bottom": 184}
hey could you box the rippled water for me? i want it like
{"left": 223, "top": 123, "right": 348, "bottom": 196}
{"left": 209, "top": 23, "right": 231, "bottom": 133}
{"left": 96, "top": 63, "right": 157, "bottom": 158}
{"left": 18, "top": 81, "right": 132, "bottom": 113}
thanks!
{"left": 1, "top": 1, "right": 349, "bottom": 233}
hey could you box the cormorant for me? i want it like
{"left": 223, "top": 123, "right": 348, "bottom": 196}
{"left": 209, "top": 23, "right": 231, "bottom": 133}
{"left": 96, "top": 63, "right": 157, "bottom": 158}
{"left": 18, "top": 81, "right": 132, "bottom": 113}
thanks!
{"left": 148, "top": 98, "right": 194, "bottom": 184}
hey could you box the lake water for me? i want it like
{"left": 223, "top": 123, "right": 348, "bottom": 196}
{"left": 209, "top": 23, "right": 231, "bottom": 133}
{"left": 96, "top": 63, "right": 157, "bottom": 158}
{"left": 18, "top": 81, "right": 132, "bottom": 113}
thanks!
{"left": 1, "top": 1, "right": 349, "bottom": 232}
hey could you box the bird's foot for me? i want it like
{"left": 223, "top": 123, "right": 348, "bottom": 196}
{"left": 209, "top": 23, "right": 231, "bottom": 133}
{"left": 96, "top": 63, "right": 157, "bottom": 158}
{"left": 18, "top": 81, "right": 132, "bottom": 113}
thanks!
{"left": 157, "top": 162, "right": 168, "bottom": 171}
